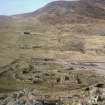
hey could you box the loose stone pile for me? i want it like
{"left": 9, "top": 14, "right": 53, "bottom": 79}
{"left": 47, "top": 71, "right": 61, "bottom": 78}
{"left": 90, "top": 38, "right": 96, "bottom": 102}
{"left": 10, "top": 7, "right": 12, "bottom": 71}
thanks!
{"left": 0, "top": 89, "right": 47, "bottom": 105}
{"left": 1, "top": 84, "right": 105, "bottom": 105}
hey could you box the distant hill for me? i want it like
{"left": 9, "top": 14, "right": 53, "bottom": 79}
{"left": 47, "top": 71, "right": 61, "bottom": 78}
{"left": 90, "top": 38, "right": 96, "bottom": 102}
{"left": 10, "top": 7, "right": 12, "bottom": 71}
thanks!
{"left": 18, "top": 0, "right": 105, "bottom": 24}
{"left": 1, "top": 0, "right": 105, "bottom": 24}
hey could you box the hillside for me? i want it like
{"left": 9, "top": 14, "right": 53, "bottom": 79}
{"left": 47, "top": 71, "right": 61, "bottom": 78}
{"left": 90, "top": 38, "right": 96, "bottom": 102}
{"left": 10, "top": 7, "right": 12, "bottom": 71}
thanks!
{"left": 12, "top": 0, "right": 105, "bottom": 24}
{"left": 1, "top": 0, "right": 105, "bottom": 105}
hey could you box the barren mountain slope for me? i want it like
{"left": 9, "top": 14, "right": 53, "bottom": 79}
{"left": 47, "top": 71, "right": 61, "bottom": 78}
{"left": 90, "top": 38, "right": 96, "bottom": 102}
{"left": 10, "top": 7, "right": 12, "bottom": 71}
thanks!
{"left": 0, "top": 1, "right": 105, "bottom": 104}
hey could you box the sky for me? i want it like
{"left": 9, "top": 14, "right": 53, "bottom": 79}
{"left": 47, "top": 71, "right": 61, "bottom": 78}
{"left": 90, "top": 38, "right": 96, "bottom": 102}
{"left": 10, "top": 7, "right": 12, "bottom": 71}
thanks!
{"left": 0, "top": 0, "right": 75, "bottom": 16}
{"left": 0, "top": 0, "right": 55, "bottom": 16}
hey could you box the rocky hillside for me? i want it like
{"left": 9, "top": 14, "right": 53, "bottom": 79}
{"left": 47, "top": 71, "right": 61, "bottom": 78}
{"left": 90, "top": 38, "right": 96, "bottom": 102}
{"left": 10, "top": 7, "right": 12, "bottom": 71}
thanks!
{"left": 1, "top": 0, "right": 105, "bottom": 105}
{"left": 23, "top": 0, "right": 105, "bottom": 24}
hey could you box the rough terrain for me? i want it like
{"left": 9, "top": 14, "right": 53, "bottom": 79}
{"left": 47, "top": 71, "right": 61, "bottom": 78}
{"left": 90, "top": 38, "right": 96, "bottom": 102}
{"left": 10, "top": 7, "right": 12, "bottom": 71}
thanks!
{"left": 1, "top": 0, "right": 105, "bottom": 104}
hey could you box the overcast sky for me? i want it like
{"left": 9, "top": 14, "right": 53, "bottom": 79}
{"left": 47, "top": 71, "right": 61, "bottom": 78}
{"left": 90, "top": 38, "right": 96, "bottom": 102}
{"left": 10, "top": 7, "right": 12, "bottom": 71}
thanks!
{"left": 0, "top": 0, "right": 75, "bottom": 16}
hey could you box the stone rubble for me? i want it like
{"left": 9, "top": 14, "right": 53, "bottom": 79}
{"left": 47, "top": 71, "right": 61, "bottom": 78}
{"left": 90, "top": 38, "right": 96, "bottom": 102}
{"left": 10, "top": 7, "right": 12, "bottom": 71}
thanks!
{"left": 1, "top": 84, "right": 105, "bottom": 105}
